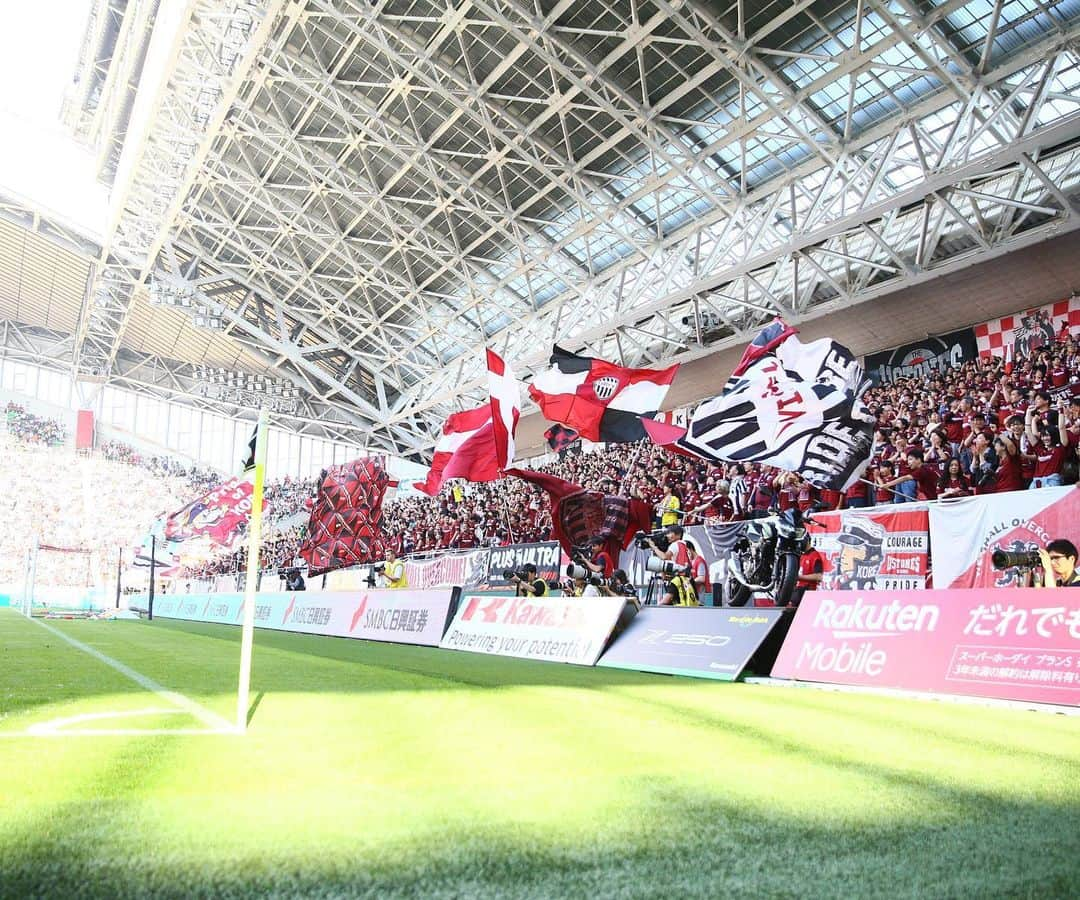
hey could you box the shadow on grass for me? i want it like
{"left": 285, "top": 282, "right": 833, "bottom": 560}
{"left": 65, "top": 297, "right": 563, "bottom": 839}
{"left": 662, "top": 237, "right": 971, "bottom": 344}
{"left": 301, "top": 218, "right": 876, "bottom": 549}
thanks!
{"left": 0, "top": 763, "right": 1075, "bottom": 899}
{"left": 246, "top": 690, "right": 264, "bottom": 726}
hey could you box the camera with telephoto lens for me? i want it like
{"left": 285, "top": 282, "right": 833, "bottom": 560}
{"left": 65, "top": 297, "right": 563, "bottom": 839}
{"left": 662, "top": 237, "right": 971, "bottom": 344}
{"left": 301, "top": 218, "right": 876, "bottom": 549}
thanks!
{"left": 565, "top": 563, "right": 603, "bottom": 587}
{"left": 991, "top": 549, "right": 1041, "bottom": 569}
{"left": 634, "top": 529, "right": 670, "bottom": 551}
{"left": 502, "top": 568, "right": 527, "bottom": 581}
{"left": 645, "top": 557, "right": 690, "bottom": 577}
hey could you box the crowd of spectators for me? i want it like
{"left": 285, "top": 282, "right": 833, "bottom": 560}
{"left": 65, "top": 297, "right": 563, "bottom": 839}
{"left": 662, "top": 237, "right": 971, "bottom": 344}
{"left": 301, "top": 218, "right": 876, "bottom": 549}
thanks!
{"left": 9, "top": 322, "right": 1077, "bottom": 586}
{"left": 100, "top": 439, "right": 220, "bottom": 497}
{"left": 4, "top": 402, "right": 66, "bottom": 446}
{"left": 184, "top": 330, "right": 1080, "bottom": 577}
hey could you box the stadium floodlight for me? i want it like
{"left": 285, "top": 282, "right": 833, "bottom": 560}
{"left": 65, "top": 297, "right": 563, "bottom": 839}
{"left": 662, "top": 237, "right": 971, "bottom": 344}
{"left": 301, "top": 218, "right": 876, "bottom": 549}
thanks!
{"left": 193, "top": 366, "right": 301, "bottom": 414}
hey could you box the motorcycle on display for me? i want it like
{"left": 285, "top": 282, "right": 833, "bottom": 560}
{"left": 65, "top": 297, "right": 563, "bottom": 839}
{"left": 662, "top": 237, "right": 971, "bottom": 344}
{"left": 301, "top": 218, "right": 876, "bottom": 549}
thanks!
{"left": 726, "top": 506, "right": 821, "bottom": 607}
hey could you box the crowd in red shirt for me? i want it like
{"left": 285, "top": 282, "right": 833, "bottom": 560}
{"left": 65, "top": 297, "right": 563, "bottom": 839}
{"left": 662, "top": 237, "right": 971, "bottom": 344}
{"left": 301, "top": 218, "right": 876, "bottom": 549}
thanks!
{"left": 177, "top": 330, "right": 1080, "bottom": 577}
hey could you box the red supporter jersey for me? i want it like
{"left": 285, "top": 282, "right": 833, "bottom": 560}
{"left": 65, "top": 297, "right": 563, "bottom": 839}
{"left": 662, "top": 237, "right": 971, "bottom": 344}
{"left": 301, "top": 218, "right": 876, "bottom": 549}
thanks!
{"left": 913, "top": 466, "right": 938, "bottom": 501}
{"left": 995, "top": 452, "right": 1024, "bottom": 493}
{"left": 797, "top": 549, "right": 825, "bottom": 590}
{"left": 1033, "top": 445, "right": 1068, "bottom": 477}
{"left": 691, "top": 554, "right": 710, "bottom": 592}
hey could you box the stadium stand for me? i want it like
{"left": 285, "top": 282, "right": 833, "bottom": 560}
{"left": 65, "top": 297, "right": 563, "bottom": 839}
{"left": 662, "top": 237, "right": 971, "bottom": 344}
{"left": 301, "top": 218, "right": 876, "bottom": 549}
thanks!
{"left": 3, "top": 324, "right": 1076, "bottom": 589}
{"left": 177, "top": 326, "right": 1079, "bottom": 581}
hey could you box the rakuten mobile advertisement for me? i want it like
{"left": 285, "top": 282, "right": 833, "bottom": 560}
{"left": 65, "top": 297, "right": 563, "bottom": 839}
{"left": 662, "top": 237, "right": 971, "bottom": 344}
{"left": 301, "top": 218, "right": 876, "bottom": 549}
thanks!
{"left": 771, "top": 589, "right": 1080, "bottom": 706}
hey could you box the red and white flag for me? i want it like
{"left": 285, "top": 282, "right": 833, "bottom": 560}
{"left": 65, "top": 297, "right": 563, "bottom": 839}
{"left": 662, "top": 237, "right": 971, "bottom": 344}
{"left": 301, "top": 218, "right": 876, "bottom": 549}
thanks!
{"left": 413, "top": 350, "right": 521, "bottom": 496}
{"left": 528, "top": 346, "right": 679, "bottom": 442}
{"left": 487, "top": 348, "right": 519, "bottom": 470}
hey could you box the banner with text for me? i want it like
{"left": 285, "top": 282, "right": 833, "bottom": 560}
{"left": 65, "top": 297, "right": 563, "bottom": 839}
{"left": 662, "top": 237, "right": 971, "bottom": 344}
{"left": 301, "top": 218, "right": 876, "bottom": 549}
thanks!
{"left": 974, "top": 295, "right": 1079, "bottom": 359}
{"left": 405, "top": 549, "right": 489, "bottom": 591}
{"left": 598, "top": 607, "right": 787, "bottom": 680}
{"left": 928, "top": 486, "right": 1080, "bottom": 589}
{"left": 150, "top": 588, "right": 453, "bottom": 647}
{"left": 440, "top": 593, "right": 626, "bottom": 665}
{"left": 865, "top": 327, "right": 979, "bottom": 386}
{"left": 771, "top": 589, "right": 1080, "bottom": 706}
{"left": 485, "top": 542, "right": 566, "bottom": 589}
{"left": 810, "top": 507, "right": 930, "bottom": 591}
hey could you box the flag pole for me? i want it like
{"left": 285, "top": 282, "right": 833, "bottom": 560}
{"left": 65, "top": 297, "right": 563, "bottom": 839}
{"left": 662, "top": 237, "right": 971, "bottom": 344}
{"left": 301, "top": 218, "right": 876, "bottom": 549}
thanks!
{"left": 236, "top": 408, "right": 269, "bottom": 734}
{"left": 619, "top": 439, "right": 648, "bottom": 496}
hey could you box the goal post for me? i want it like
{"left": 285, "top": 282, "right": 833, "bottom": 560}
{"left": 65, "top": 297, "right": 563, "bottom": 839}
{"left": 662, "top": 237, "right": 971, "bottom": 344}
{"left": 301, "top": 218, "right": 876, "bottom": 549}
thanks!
{"left": 21, "top": 537, "right": 103, "bottom": 618}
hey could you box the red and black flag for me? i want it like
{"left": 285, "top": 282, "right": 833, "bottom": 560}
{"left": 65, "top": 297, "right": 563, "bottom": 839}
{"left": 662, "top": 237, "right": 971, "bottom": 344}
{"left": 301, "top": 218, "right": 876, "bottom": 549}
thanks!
{"left": 528, "top": 346, "right": 679, "bottom": 443}
{"left": 300, "top": 458, "right": 390, "bottom": 575}
{"left": 504, "top": 468, "right": 651, "bottom": 560}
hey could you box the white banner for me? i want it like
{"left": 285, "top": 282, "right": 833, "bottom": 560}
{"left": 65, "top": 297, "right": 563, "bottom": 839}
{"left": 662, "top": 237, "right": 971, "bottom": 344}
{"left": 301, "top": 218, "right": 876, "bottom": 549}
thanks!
{"left": 440, "top": 593, "right": 626, "bottom": 665}
{"left": 150, "top": 588, "right": 453, "bottom": 647}
{"left": 405, "top": 549, "right": 489, "bottom": 590}
{"left": 928, "top": 487, "right": 1080, "bottom": 588}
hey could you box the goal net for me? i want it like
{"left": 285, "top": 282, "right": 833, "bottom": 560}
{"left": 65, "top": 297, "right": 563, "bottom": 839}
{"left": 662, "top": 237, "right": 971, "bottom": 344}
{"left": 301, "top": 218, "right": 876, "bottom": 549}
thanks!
{"left": 21, "top": 539, "right": 105, "bottom": 618}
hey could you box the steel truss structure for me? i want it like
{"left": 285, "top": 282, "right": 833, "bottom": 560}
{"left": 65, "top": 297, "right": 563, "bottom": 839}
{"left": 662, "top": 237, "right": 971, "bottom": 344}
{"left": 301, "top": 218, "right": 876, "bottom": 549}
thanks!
{"left": 30, "top": 0, "right": 1080, "bottom": 456}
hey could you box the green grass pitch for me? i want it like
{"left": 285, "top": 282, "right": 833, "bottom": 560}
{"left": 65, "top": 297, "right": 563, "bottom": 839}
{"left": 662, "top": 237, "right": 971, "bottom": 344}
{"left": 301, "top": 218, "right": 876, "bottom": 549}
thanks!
{"left": 1, "top": 608, "right": 1078, "bottom": 899}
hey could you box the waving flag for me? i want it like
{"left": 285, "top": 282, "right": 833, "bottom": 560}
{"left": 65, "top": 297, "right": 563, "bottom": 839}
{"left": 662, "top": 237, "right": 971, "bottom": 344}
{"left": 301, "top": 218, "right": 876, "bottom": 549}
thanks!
{"left": 544, "top": 423, "right": 580, "bottom": 453}
{"left": 414, "top": 350, "right": 520, "bottom": 496}
{"left": 505, "top": 468, "right": 651, "bottom": 559}
{"left": 487, "top": 348, "right": 519, "bottom": 470}
{"left": 528, "top": 346, "right": 679, "bottom": 442}
{"left": 300, "top": 458, "right": 389, "bottom": 574}
{"left": 645, "top": 320, "right": 874, "bottom": 491}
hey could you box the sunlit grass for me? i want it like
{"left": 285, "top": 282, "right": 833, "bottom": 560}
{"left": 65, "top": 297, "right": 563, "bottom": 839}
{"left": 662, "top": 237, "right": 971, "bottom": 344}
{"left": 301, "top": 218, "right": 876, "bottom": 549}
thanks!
{"left": 1, "top": 610, "right": 1077, "bottom": 898}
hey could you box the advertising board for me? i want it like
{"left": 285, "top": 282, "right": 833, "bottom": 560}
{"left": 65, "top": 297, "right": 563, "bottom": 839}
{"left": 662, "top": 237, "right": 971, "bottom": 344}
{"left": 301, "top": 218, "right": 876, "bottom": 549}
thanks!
{"left": 771, "top": 589, "right": 1080, "bottom": 705}
{"left": 440, "top": 593, "right": 626, "bottom": 665}
{"left": 597, "top": 607, "right": 788, "bottom": 680}
{"left": 150, "top": 588, "right": 454, "bottom": 647}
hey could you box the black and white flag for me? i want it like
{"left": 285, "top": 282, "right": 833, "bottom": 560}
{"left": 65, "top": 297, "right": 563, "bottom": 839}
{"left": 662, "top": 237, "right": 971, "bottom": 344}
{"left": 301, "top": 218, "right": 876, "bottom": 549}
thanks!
{"left": 645, "top": 320, "right": 874, "bottom": 491}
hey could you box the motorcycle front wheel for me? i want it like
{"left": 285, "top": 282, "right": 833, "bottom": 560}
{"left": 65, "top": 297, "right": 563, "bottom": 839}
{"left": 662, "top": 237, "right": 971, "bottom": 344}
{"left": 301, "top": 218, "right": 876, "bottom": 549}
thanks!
{"left": 775, "top": 553, "right": 800, "bottom": 607}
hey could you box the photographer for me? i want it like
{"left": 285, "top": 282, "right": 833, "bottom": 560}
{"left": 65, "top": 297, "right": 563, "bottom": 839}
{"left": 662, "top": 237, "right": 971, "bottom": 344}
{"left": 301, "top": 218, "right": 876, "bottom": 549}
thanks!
{"left": 566, "top": 569, "right": 603, "bottom": 597}
{"left": 283, "top": 567, "right": 306, "bottom": 592}
{"left": 1034, "top": 539, "right": 1080, "bottom": 588}
{"left": 379, "top": 548, "right": 407, "bottom": 589}
{"left": 509, "top": 562, "right": 548, "bottom": 597}
{"left": 659, "top": 566, "right": 698, "bottom": 607}
{"left": 685, "top": 540, "right": 709, "bottom": 602}
{"left": 578, "top": 537, "right": 614, "bottom": 579}
{"left": 647, "top": 524, "right": 690, "bottom": 568}
{"left": 607, "top": 568, "right": 637, "bottom": 600}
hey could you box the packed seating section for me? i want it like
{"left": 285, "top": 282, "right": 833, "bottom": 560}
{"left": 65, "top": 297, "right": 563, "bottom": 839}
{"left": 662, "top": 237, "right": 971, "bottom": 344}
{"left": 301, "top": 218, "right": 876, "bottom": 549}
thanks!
{"left": 2, "top": 333, "right": 1078, "bottom": 587}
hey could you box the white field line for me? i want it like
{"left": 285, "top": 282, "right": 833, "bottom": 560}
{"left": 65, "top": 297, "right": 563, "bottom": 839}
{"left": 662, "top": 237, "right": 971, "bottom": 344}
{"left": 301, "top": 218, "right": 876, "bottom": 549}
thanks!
{"left": 26, "top": 617, "right": 238, "bottom": 734}
{"left": 0, "top": 708, "right": 229, "bottom": 738}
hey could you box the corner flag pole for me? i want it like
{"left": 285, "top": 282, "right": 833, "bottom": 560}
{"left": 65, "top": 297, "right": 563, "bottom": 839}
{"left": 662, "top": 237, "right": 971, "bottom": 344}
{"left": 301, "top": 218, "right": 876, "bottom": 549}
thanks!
{"left": 236, "top": 408, "right": 269, "bottom": 733}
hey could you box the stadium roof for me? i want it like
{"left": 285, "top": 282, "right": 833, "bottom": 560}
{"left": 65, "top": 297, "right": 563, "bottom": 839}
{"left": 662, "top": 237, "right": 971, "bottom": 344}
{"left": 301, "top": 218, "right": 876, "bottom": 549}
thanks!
{"left": 2, "top": 0, "right": 1080, "bottom": 458}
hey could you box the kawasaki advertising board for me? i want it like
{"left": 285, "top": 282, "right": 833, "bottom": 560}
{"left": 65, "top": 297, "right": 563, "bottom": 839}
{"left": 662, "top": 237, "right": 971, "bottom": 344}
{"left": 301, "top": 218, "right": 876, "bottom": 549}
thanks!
{"left": 148, "top": 588, "right": 454, "bottom": 647}
{"left": 441, "top": 593, "right": 626, "bottom": 665}
{"left": 597, "top": 607, "right": 789, "bottom": 680}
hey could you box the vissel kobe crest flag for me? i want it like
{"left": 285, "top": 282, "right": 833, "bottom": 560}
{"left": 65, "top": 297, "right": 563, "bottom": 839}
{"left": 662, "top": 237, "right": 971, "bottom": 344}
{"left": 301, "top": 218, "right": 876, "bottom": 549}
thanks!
{"left": 645, "top": 320, "right": 874, "bottom": 491}
{"left": 528, "top": 346, "right": 679, "bottom": 442}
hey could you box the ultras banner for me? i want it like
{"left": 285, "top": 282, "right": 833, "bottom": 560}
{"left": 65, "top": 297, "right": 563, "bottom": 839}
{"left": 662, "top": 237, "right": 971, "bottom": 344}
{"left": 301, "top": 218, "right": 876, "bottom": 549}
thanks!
{"left": 440, "top": 593, "right": 626, "bottom": 665}
{"left": 771, "top": 589, "right": 1080, "bottom": 706}
{"left": 597, "top": 607, "right": 788, "bottom": 680}
{"left": 809, "top": 507, "right": 930, "bottom": 591}
{"left": 864, "top": 328, "right": 978, "bottom": 385}
{"left": 928, "top": 486, "right": 1080, "bottom": 588}
{"left": 149, "top": 588, "right": 454, "bottom": 647}
{"left": 485, "top": 541, "right": 566, "bottom": 588}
